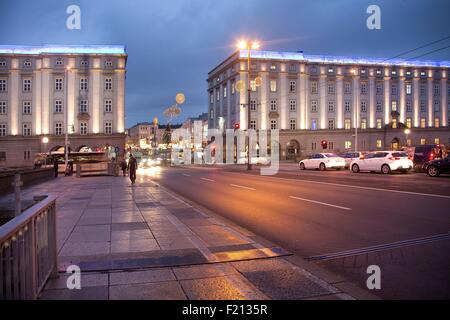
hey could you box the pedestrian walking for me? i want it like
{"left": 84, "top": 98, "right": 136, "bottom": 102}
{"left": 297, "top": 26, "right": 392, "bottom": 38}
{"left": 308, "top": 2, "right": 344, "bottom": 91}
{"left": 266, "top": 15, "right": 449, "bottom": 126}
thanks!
{"left": 53, "top": 157, "right": 59, "bottom": 178}
{"left": 120, "top": 159, "right": 127, "bottom": 176}
{"left": 128, "top": 155, "right": 137, "bottom": 185}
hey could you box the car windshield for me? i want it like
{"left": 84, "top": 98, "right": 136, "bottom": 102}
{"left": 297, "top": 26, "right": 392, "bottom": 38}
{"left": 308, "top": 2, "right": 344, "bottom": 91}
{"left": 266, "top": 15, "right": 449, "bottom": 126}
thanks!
{"left": 325, "top": 154, "right": 339, "bottom": 158}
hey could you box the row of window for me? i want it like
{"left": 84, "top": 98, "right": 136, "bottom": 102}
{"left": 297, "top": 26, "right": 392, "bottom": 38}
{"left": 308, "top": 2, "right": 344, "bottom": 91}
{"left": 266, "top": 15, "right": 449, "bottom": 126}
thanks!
{"left": 0, "top": 58, "right": 114, "bottom": 69}
{"left": 0, "top": 122, "right": 114, "bottom": 137}
{"left": 0, "top": 99, "right": 113, "bottom": 115}
{"left": 0, "top": 78, "right": 113, "bottom": 93}
{"left": 210, "top": 80, "right": 450, "bottom": 103}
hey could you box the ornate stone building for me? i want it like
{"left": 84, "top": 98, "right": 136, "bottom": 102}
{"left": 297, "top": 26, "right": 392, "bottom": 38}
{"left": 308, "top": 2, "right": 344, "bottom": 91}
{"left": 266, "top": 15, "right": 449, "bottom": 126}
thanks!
{"left": 0, "top": 45, "right": 127, "bottom": 167}
{"left": 207, "top": 50, "right": 450, "bottom": 159}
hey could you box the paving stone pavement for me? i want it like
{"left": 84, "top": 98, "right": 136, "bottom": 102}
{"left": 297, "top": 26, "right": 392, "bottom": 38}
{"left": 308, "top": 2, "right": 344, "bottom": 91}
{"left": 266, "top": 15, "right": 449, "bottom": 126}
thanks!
{"left": 1, "top": 172, "right": 356, "bottom": 300}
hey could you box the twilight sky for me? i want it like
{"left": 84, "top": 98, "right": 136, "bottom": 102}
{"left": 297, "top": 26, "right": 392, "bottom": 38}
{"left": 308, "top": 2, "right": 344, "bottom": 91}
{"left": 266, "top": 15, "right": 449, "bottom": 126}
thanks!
{"left": 1, "top": 0, "right": 449, "bottom": 128}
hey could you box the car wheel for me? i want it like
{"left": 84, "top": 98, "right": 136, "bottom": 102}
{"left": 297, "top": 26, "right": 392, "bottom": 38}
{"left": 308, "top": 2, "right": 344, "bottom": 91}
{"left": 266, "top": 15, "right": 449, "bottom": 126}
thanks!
{"left": 319, "top": 163, "right": 326, "bottom": 171}
{"left": 351, "top": 164, "right": 360, "bottom": 173}
{"left": 427, "top": 166, "right": 440, "bottom": 177}
{"left": 299, "top": 162, "right": 306, "bottom": 170}
{"left": 381, "top": 164, "right": 391, "bottom": 174}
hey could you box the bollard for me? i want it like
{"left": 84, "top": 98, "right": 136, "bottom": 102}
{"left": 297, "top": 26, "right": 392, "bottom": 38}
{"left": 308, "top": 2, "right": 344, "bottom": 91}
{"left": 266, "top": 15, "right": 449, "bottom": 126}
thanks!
{"left": 12, "top": 172, "right": 23, "bottom": 217}
{"left": 76, "top": 163, "right": 81, "bottom": 178}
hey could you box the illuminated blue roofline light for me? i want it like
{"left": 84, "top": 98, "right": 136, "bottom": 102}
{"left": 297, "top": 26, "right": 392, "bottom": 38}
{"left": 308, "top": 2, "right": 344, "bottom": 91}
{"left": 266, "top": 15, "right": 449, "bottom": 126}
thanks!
{"left": 0, "top": 45, "right": 126, "bottom": 55}
{"left": 239, "top": 50, "right": 450, "bottom": 68}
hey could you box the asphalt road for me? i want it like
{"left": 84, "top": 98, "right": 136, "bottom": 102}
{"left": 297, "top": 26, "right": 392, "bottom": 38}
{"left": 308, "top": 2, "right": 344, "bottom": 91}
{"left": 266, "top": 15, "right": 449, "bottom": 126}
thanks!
{"left": 148, "top": 164, "right": 450, "bottom": 299}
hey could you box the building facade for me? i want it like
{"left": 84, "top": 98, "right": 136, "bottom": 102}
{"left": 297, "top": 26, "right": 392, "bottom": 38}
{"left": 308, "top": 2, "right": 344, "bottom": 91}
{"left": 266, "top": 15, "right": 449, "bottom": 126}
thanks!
{"left": 0, "top": 45, "right": 127, "bottom": 167}
{"left": 207, "top": 50, "right": 450, "bottom": 159}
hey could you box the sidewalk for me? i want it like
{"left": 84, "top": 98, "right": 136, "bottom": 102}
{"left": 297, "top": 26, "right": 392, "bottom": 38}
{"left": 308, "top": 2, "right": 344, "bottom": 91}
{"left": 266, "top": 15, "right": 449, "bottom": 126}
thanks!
{"left": 2, "top": 173, "right": 361, "bottom": 300}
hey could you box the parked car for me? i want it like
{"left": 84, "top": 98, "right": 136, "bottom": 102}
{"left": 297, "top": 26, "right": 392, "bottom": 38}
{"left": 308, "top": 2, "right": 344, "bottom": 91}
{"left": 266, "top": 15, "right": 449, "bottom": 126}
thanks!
{"left": 338, "top": 152, "right": 366, "bottom": 169}
{"left": 402, "top": 144, "right": 446, "bottom": 171}
{"left": 423, "top": 155, "right": 450, "bottom": 177}
{"left": 350, "top": 151, "right": 414, "bottom": 174}
{"left": 299, "top": 153, "right": 346, "bottom": 171}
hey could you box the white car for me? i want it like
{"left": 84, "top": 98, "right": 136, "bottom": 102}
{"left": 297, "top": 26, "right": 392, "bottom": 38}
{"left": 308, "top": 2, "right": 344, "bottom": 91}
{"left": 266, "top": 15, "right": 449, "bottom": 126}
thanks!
{"left": 299, "top": 153, "right": 346, "bottom": 171}
{"left": 338, "top": 152, "right": 366, "bottom": 169}
{"left": 350, "top": 151, "right": 413, "bottom": 174}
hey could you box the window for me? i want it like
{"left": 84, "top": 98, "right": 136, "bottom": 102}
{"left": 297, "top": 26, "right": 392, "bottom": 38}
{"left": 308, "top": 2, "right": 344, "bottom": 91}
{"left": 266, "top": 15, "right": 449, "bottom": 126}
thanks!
{"left": 420, "top": 138, "right": 426, "bottom": 145}
{"left": 289, "top": 64, "right": 296, "bottom": 72}
{"left": 420, "top": 118, "right": 426, "bottom": 128}
{"left": 391, "top": 101, "right": 397, "bottom": 112}
{"left": 376, "top": 118, "right": 383, "bottom": 129}
{"left": 361, "top": 119, "right": 367, "bottom": 129}
{"left": 420, "top": 101, "right": 426, "bottom": 113}
{"left": 105, "top": 78, "right": 112, "bottom": 91}
{"left": 80, "top": 78, "right": 88, "bottom": 91}
{"left": 361, "top": 101, "right": 367, "bottom": 113}
{"left": 250, "top": 80, "right": 256, "bottom": 92}
{"left": 376, "top": 140, "right": 382, "bottom": 148}
{"left": 23, "top": 79, "right": 31, "bottom": 92}
{"left": 328, "top": 119, "right": 335, "bottom": 130}
{"left": 345, "top": 101, "right": 351, "bottom": 113}
{"left": 250, "top": 120, "right": 257, "bottom": 130}
{"left": 210, "top": 93, "right": 213, "bottom": 104}
{"left": 270, "top": 119, "right": 277, "bottom": 130}
{"left": 105, "top": 60, "right": 113, "bottom": 67}
{"left": 327, "top": 82, "right": 335, "bottom": 94}
{"left": 434, "top": 138, "right": 440, "bottom": 145}
{"left": 361, "top": 82, "right": 367, "bottom": 94}
{"left": 55, "top": 122, "right": 63, "bottom": 136}
{"left": 0, "top": 101, "right": 6, "bottom": 114}
{"left": 289, "top": 100, "right": 297, "bottom": 112}
{"left": 55, "top": 58, "right": 63, "bottom": 66}
{"left": 420, "top": 84, "right": 426, "bottom": 96}
{"left": 216, "top": 90, "right": 220, "bottom": 101}
{"left": 289, "top": 81, "right": 296, "bottom": 93}
{"left": 23, "top": 59, "right": 31, "bottom": 68}
{"left": 23, "top": 151, "right": 31, "bottom": 161}
{"left": 223, "top": 87, "right": 227, "bottom": 98}
{"left": 210, "top": 109, "right": 214, "bottom": 120}
{"left": 22, "top": 123, "right": 31, "bottom": 136}
{"left": 0, "top": 123, "right": 6, "bottom": 136}
{"left": 434, "top": 118, "right": 440, "bottom": 128}
{"left": 0, "top": 59, "right": 6, "bottom": 67}
{"left": 80, "top": 60, "right": 88, "bottom": 67}
{"left": 345, "top": 141, "right": 352, "bottom": 149}
{"left": 22, "top": 101, "right": 31, "bottom": 114}
{"left": 290, "top": 119, "right": 296, "bottom": 130}
{"left": 344, "top": 119, "right": 351, "bottom": 130}
{"left": 328, "top": 100, "right": 335, "bottom": 112}
{"left": 391, "top": 85, "right": 397, "bottom": 95}
{"left": 105, "top": 122, "right": 113, "bottom": 134}
{"left": 434, "top": 84, "right": 440, "bottom": 95}
{"left": 392, "top": 118, "right": 398, "bottom": 129}
{"left": 328, "top": 68, "right": 334, "bottom": 74}
{"left": 270, "top": 80, "right": 277, "bottom": 92}
{"left": 406, "top": 101, "right": 412, "bottom": 112}
{"left": 311, "top": 100, "right": 318, "bottom": 113}
{"left": 80, "top": 122, "right": 88, "bottom": 135}
{"left": 250, "top": 100, "right": 257, "bottom": 111}
{"left": 344, "top": 82, "right": 351, "bottom": 94}
{"left": 55, "top": 78, "right": 63, "bottom": 91}
{"left": 311, "top": 119, "right": 317, "bottom": 130}
{"left": 104, "top": 99, "right": 112, "bottom": 113}
{"left": 434, "top": 101, "right": 440, "bottom": 112}
{"left": 0, "top": 79, "right": 6, "bottom": 91}
{"left": 376, "top": 83, "right": 383, "bottom": 95}
{"left": 376, "top": 101, "right": 383, "bottom": 112}
{"left": 406, "top": 83, "right": 412, "bottom": 95}
{"left": 54, "top": 100, "right": 63, "bottom": 113}
{"left": 270, "top": 100, "right": 277, "bottom": 112}
{"left": 270, "top": 64, "right": 276, "bottom": 71}
{"left": 231, "top": 82, "right": 235, "bottom": 95}
{"left": 79, "top": 100, "right": 88, "bottom": 113}
{"left": 311, "top": 142, "right": 317, "bottom": 150}
{"left": 311, "top": 81, "right": 318, "bottom": 94}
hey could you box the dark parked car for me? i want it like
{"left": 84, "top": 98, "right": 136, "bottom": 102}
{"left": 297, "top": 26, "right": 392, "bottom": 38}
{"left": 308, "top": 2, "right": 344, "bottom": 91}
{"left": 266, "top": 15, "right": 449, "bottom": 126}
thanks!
{"left": 402, "top": 144, "right": 446, "bottom": 171}
{"left": 424, "top": 155, "right": 450, "bottom": 177}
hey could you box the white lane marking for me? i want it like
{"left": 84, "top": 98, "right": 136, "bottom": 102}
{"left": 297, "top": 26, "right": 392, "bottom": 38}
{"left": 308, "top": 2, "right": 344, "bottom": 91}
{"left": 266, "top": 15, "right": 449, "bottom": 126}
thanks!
{"left": 182, "top": 173, "right": 191, "bottom": 177}
{"left": 200, "top": 177, "right": 215, "bottom": 182}
{"left": 289, "top": 196, "right": 352, "bottom": 211}
{"left": 230, "top": 184, "right": 256, "bottom": 191}
{"left": 233, "top": 172, "right": 450, "bottom": 200}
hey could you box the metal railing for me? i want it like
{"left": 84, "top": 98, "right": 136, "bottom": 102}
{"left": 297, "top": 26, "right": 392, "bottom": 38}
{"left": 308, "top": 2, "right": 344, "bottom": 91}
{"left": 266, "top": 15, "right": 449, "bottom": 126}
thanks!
{"left": 0, "top": 195, "right": 58, "bottom": 300}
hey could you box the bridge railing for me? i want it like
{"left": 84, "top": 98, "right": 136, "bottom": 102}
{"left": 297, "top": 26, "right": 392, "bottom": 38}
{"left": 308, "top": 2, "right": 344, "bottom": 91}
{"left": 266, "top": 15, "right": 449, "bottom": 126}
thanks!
{"left": 0, "top": 195, "right": 58, "bottom": 300}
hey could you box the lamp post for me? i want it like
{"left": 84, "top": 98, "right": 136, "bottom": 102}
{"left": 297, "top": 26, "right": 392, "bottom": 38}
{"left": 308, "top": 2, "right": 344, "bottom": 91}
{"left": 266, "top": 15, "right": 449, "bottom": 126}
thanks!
{"left": 404, "top": 128, "right": 411, "bottom": 146}
{"left": 237, "top": 40, "right": 260, "bottom": 171}
{"left": 350, "top": 68, "right": 358, "bottom": 152}
{"left": 41, "top": 137, "right": 49, "bottom": 166}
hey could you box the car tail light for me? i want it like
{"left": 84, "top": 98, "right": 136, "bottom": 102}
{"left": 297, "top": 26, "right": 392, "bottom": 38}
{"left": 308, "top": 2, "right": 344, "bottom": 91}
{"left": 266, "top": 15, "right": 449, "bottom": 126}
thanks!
{"left": 429, "top": 153, "right": 435, "bottom": 161}
{"left": 389, "top": 157, "right": 400, "bottom": 161}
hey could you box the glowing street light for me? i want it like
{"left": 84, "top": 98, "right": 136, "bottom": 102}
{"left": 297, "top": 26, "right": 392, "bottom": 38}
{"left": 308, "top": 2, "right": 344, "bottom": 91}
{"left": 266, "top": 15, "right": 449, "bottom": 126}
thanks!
{"left": 236, "top": 39, "right": 261, "bottom": 170}
{"left": 404, "top": 128, "right": 411, "bottom": 146}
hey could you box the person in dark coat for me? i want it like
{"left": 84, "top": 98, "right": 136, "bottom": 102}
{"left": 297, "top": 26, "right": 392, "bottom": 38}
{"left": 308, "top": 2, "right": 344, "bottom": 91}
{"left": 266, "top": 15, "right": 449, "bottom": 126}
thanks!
{"left": 128, "top": 155, "right": 137, "bottom": 184}
{"left": 53, "top": 157, "right": 59, "bottom": 177}
{"left": 120, "top": 159, "right": 127, "bottom": 176}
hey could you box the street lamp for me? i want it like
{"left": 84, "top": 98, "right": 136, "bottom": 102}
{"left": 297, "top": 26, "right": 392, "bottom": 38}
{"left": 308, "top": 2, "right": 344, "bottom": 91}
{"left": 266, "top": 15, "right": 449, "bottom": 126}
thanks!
{"left": 404, "top": 129, "right": 411, "bottom": 146}
{"left": 237, "top": 39, "right": 260, "bottom": 170}
{"left": 65, "top": 66, "right": 72, "bottom": 168}
{"left": 41, "top": 137, "right": 49, "bottom": 165}
{"left": 350, "top": 68, "right": 358, "bottom": 152}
